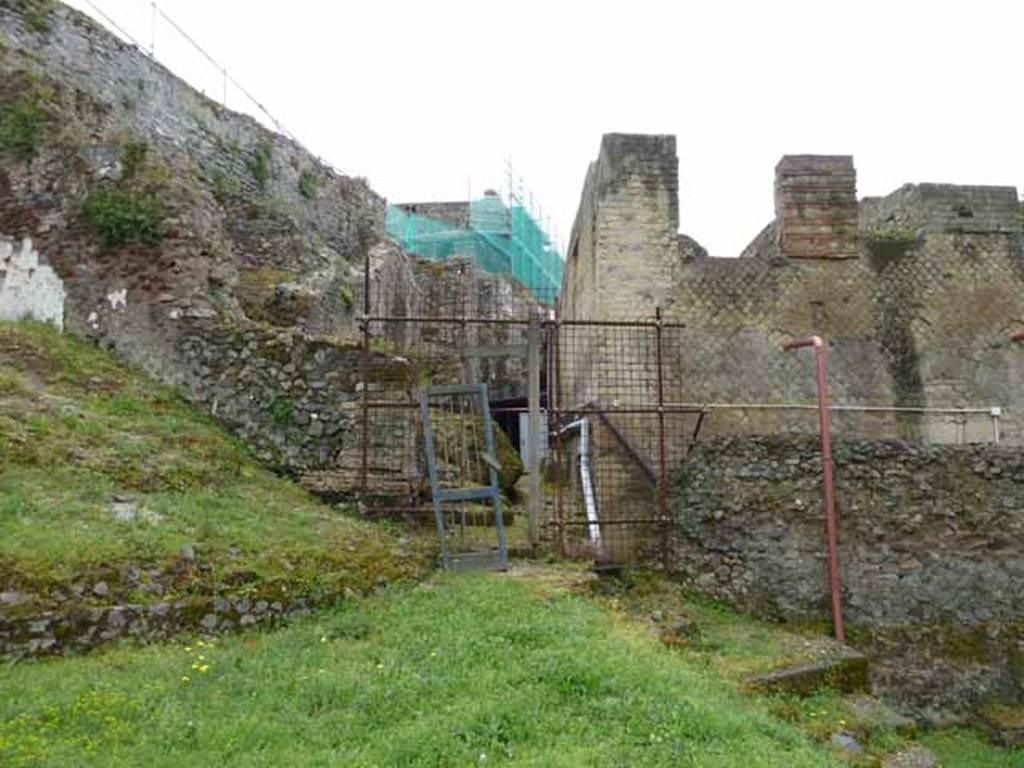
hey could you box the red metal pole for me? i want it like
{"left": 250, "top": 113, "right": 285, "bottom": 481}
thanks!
{"left": 783, "top": 335, "right": 845, "bottom": 643}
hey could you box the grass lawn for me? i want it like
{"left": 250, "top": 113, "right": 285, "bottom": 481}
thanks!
{"left": 590, "top": 570, "right": 1024, "bottom": 767}
{"left": 4, "top": 568, "right": 1017, "bottom": 767}
{"left": 0, "top": 320, "right": 430, "bottom": 609}
{"left": 1, "top": 570, "right": 849, "bottom": 767}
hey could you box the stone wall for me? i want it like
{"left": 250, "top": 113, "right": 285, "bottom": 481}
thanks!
{"left": 559, "top": 133, "right": 1024, "bottom": 447}
{"left": 561, "top": 134, "right": 680, "bottom": 322}
{"left": 2, "top": 592, "right": 318, "bottom": 659}
{"left": 0, "top": 2, "right": 537, "bottom": 483}
{"left": 670, "top": 436, "right": 1024, "bottom": 714}
{"left": 0, "top": 1, "right": 386, "bottom": 475}
{"left": 394, "top": 201, "right": 471, "bottom": 229}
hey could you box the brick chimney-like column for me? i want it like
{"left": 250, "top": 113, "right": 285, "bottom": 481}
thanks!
{"left": 775, "top": 155, "right": 858, "bottom": 259}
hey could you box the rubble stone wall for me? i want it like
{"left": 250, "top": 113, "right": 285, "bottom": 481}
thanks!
{"left": 671, "top": 435, "right": 1024, "bottom": 713}
{"left": 0, "top": 2, "right": 538, "bottom": 481}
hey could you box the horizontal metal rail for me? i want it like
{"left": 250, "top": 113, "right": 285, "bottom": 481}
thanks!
{"left": 544, "top": 319, "right": 687, "bottom": 329}
{"left": 667, "top": 402, "right": 1002, "bottom": 415}
{"left": 365, "top": 401, "right": 1004, "bottom": 415}
{"left": 362, "top": 316, "right": 689, "bottom": 329}
{"left": 362, "top": 315, "right": 531, "bottom": 326}
{"left": 553, "top": 519, "right": 669, "bottom": 527}
{"left": 558, "top": 402, "right": 1004, "bottom": 416}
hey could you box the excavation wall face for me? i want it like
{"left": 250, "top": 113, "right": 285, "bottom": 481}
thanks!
{"left": 0, "top": 2, "right": 384, "bottom": 473}
{"left": 671, "top": 436, "right": 1024, "bottom": 714}
{"left": 0, "top": 4, "right": 536, "bottom": 477}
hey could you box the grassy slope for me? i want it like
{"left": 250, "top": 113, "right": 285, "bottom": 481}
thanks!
{"left": 595, "top": 572, "right": 1024, "bottom": 767}
{"left": 2, "top": 569, "right": 1017, "bottom": 767}
{"left": 2, "top": 571, "right": 843, "bottom": 767}
{"left": 0, "top": 321, "right": 429, "bottom": 608}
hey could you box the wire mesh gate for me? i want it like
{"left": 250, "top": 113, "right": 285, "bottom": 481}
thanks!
{"left": 355, "top": 313, "right": 541, "bottom": 555}
{"left": 352, "top": 304, "right": 687, "bottom": 569}
{"left": 547, "top": 312, "right": 689, "bottom": 568}
{"left": 420, "top": 384, "right": 508, "bottom": 571}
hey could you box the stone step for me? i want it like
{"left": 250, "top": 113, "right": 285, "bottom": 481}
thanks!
{"left": 745, "top": 645, "right": 870, "bottom": 696}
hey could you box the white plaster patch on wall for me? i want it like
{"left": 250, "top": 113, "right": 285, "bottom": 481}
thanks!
{"left": 0, "top": 237, "right": 66, "bottom": 330}
{"left": 107, "top": 288, "right": 127, "bottom": 310}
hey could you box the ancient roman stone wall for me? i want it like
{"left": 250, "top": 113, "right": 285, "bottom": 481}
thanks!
{"left": 671, "top": 436, "right": 1024, "bottom": 713}
{"left": 0, "top": 2, "right": 387, "bottom": 476}
{"left": 559, "top": 133, "right": 1024, "bottom": 447}
{"left": 561, "top": 134, "right": 680, "bottom": 323}
{"left": 0, "top": 2, "right": 537, "bottom": 483}
{"left": 394, "top": 201, "right": 471, "bottom": 229}
{"left": 560, "top": 133, "right": 1024, "bottom": 710}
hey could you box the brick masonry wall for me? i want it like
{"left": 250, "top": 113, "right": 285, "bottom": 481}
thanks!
{"left": 775, "top": 155, "right": 859, "bottom": 259}
{"left": 671, "top": 436, "right": 1024, "bottom": 714}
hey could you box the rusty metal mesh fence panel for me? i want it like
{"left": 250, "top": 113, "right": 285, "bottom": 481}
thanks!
{"left": 349, "top": 316, "right": 535, "bottom": 552}
{"left": 547, "top": 318, "right": 690, "bottom": 567}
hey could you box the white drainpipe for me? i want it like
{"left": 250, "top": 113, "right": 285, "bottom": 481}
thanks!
{"left": 559, "top": 418, "right": 600, "bottom": 544}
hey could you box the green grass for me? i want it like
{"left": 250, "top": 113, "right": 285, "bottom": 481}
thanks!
{"left": 587, "top": 569, "right": 1024, "bottom": 766}
{"left": 0, "top": 321, "right": 429, "bottom": 607}
{"left": 0, "top": 572, "right": 845, "bottom": 767}
{"left": 0, "top": 322, "right": 1019, "bottom": 765}
{"left": 922, "top": 728, "right": 1024, "bottom": 767}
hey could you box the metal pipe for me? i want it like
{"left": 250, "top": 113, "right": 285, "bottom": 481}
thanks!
{"left": 553, "top": 313, "right": 565, "bottom": 557}
{"left": 566, "top": 402, "right": 999, "bottom": 416}
{"left": 783, "top": 335, "right": 844, "bottom": 644}
{"left": 559, "top": 419, "right": 600, "bottom": 545}
{"left": 364, "top": 400, "right": 1003, "bottom": 422}
{"left": 654, "top": 306, "right": 670, "bottom": 572}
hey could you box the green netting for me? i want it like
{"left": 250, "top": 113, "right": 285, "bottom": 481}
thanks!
{"left": 384, "top": 196, "right": 563, "bottom": 305}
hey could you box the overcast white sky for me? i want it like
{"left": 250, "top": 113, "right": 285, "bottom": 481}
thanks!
{"left": 68, "top": 0, "right": 1023, "bottom": 257}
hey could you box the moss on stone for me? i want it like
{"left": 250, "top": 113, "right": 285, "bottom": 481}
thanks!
{"left": 267, "top": 392, "right": 294, "bottom": 427}
{"left": 235, "top": 267, "right": 295, "bottom": 324}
